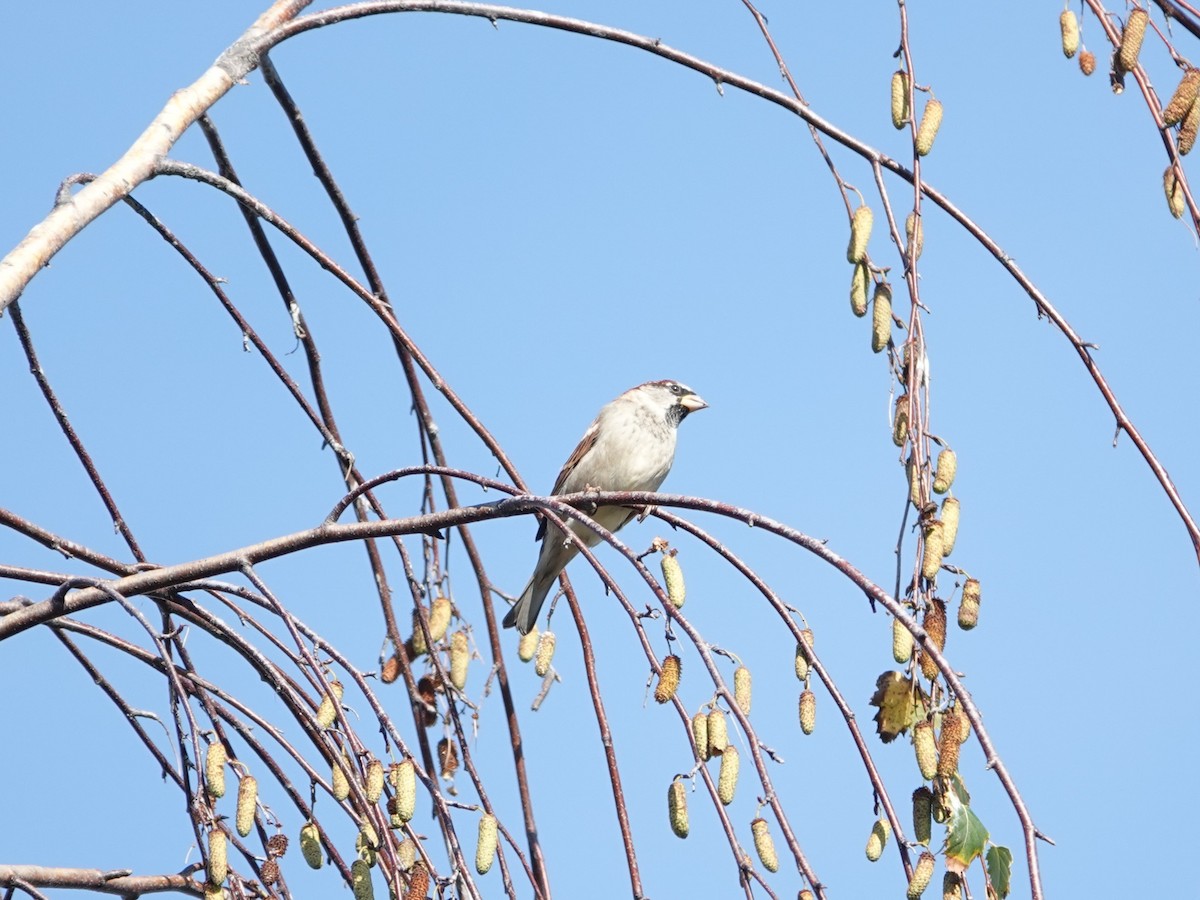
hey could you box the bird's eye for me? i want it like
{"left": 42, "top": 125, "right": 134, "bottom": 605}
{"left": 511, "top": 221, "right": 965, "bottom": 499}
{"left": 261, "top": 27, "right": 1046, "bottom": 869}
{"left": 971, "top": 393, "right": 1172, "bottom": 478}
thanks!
{"left": 669, "top": 383, "right": 682, "bottom": 395}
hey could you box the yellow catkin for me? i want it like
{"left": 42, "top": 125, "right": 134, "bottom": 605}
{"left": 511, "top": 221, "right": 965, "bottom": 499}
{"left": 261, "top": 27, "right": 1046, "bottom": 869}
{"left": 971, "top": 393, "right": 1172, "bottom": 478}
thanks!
{"left": 397, "top": 838, "right": 416, "bottom": 870}
{"left": 207, "top": 829, "right": 228, "bottom": 886}
{"left": 316, "top": 680, "right": 344, "bottom": 730}
{"left": 799, "top": 689, "right": 817, "bottom": 735}
{"left": 1164, "top": 165, "right": 1187, "bottom": 218}
{"left": 871, "top": 282, "right": 892, "bottom": 353}
{"left": 1060, "top": 10, "right": 1079, "bottom": 58}
{"left": 351, "top": 858, "right": 374, "bottom": 900}
{"left": 892, "top": 616, "right": 914, "bottom": 663}
{"left": 449, "top": 630, "right": 470, "bottom": 691}
{"left": 717, "top": 746, "right": 740, "bottom": 805}
{"left": 393, "top": 759, "right": 416, "bottom": 822}
{"left": 850, "top": 261, "right": 869, "bottom": 317}
{"left": 915, "top": 99, "right": 943, "bottom": 156}
{"left": 921, "top": 521, "right": 944, "bottom": 581}
{"left": 908, "top": 851, "right": 936, "bottom": 898}
{"left": 235, "top": 775, "right": 257, "bottom": 837}
{"left": 908, "top": 455, "right": 923, "bottom": 507}
{"left": 534, "top": 630, "right": 556, "bottom": 677}
{"left": 733, "top": 665, "right": 752, "bottom": 713}
{"left": 943, "top": 871, "right": 963, "bottom": 900}
{"left": 932, "top": 786, "right": 951, "bottom": 823}
{"left": 751, "top": 818, "right": 779, "bottom": 872}
{"left": 692, "top": 711, "right": 709, "bottom": 760}
{"left": 800, "top": 893, "right": 815, "bottom": 900}
{"left": 357, "top": 823, "right": 379, "bottom": 867}
{"left": 300, "top": 822, "right": 323, "bottom": 869}
{"left": 655, "top": 655, "right": 682, "bottom": 704}
{"left": 795, "top": 629, "right": 813, "bottom": 680}
{"left": 940, "top": 497, "right": 960, "bottom": 556}
{"left": 952, "top": 705, "right": 972, "bottom": 745}
{"left": 668, "top": 778, "right": 690, "bottom": 838}
{"left": 409, "top": 608, "right": 429, "bottom": 657}
{"left": 707, "top": 709, "right": 729, "bottom": 756}
{"left": 914, "top": 721, "right": 939, "bottom": 780}
{"left": 847, "top": 205, "right": 874, "bottom": 264}
{"left": 1164, "top": 69, "right": 1200, "bottom": 125}
{"left": 203, "top": 884, "right": 224, "bottom": 900}
{"left": 905, "top": 212, "right": 924, "bottom": 261}
{"left": 1079, "top": 49, "right": 1096, "bottom": 76}
{"left": 921, "top": 598, "right": 947, "bottom": 680}
{"left": 865, "top": 818, "right": 890, "bottom": 862}
{"left": 205, "top": 743, "right": 227, "bottom": 799}
{"left": 332, "top": 755, "right": 351, "bottom": 802}
{"left": 912, "top": 787, "right": 933, "bottom": 844}
{"left": 932, "top": 449, "right": 957, "bottom": 494}
{"left": 661, "top": 553, "right": 686, "bottom": 608}
{"left": 475, "top": 813, "right": 498, "bottom": 874}
{"left": 893, "top": 393, "right": 910, "bottom": 447}
{"left": 428, "top": 595, "right": 452, "bottom": 643}
{"left": 365, "top": 759, "right": 384, "bottom": 804}
{"left": 517, "top": 626, "right": 539, "bottom": 662}
{"left": 958, "top": 578, "right": 981, "bottom": 630}
{"left": 937, "top": 712, "right": 962, "bottom": 778}
{"left": 1118, "top": 8, "right": 1149, "bottom": 72}
{"left": 891, "top": 70, "right": 911, "bottom": 128}
{"left": 1179, "top": 97, "right": 1200, "bottom": 155}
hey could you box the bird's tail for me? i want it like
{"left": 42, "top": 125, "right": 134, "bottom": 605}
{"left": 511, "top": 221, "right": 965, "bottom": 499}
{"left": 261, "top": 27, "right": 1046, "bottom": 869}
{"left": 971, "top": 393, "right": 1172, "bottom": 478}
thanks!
{"left": 503, "top": 575, "right": 553, "bottom": 634}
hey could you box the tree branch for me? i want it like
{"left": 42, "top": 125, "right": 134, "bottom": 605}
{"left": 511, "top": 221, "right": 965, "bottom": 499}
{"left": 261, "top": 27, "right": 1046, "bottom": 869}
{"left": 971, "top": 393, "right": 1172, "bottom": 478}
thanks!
{"left": 0, "top": 866, "right": 202, "bottom": 897}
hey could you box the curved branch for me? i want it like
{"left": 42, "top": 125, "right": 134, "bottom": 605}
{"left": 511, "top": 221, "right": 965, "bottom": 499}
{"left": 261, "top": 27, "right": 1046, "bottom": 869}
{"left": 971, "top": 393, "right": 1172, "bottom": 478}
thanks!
{"left": 0, "top": 0, "right": 314, "bottom": 310}
{"left": 3, "top": 0, "right": 1190, "bottom": 561}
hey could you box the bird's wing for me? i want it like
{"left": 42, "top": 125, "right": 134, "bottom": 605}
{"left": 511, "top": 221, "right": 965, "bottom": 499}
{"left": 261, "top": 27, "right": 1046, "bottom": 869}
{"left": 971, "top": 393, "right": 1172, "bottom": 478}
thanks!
{"left": 535, "top": 416, "right": 602, "bottom": 542}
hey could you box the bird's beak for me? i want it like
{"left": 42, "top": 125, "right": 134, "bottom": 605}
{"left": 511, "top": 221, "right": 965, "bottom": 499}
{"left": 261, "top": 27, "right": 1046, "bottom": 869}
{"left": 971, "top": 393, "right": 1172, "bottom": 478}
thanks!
{"left": 680, "top": 393, "right": 708, "bottom": 413}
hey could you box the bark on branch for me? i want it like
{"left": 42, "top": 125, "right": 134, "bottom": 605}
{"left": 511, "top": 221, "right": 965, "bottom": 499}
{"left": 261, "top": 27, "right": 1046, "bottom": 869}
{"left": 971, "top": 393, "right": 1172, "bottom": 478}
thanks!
{"left": 0, "top": 865, "right": 202, "bottom": 897}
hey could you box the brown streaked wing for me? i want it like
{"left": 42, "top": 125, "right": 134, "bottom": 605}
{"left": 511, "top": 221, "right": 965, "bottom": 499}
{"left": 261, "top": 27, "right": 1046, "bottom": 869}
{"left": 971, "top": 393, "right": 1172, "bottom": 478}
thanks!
{"left": 535, "top": 417, "right": 602, "bottom": 542}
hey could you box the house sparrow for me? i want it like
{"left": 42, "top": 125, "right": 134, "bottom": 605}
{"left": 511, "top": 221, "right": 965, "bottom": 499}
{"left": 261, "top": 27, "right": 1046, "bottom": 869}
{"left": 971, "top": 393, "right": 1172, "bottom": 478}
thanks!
{"left": 503, "top": 380, "right": 708, "bottom": 634}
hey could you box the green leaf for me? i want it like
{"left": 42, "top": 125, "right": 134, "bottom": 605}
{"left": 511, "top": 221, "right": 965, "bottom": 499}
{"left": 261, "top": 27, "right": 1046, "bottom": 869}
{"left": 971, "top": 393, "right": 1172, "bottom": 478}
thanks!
{"left": 945, "top": 772, "right": 971, "bottom": 806}
{"left": 986, "top": 845, "right": 1013, "bottom": 899}
{"left": 944, "top": 800, "right": 988, "bottom": 874}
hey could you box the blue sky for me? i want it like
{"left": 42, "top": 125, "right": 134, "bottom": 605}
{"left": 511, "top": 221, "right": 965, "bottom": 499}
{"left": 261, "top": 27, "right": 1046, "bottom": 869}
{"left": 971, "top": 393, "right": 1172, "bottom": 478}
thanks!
{"left": 1, "top": 2, "right": 1196, "bottom": 898}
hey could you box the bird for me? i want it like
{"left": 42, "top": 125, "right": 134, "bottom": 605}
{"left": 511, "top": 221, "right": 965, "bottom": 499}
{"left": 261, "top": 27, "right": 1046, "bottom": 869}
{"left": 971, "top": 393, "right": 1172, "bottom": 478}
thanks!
{"left": 503, "top": 380, "right": 708, "bottom": 634}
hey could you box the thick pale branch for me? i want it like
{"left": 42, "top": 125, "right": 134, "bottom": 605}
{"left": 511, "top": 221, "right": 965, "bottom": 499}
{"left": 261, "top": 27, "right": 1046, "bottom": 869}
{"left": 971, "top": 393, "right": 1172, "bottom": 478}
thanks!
{"left": 0, "top": 0, "right": 313, "bottom": 312}
{"left": 0, "top": 865, "right": 201, "bottom": 897}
